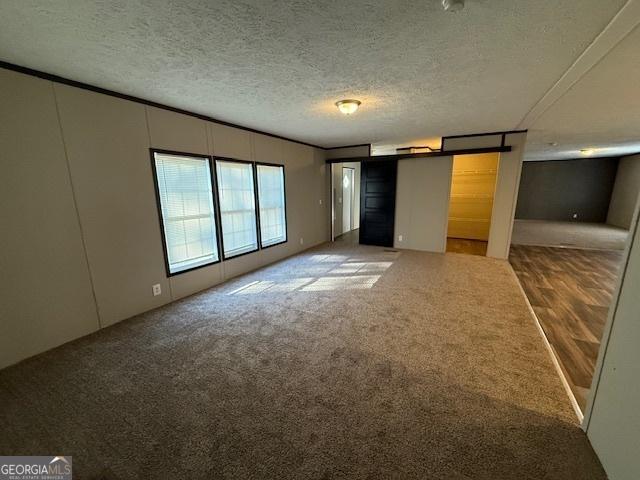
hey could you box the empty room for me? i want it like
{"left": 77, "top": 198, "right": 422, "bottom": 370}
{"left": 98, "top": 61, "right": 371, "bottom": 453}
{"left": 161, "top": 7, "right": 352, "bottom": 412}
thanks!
{"left": 510, "top": 153, "right": 640, "bottom": 414}
{"left": 1, "top": 1, "right": 639, "bottom": 479}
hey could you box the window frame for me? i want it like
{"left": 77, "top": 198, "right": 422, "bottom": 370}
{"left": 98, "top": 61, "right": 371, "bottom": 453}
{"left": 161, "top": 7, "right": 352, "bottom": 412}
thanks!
{"left": 214, "top": 157, "right": 261, "bottom": 261}
{"left": 150, "top": 148, "right": 222, "bottom": 277}
{"left": 255, "top": 161, "right": 288, "bottom": 250}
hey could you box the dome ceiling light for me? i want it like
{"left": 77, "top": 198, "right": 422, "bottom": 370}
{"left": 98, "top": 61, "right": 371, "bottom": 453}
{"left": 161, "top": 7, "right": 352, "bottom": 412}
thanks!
{"left": 335, "top": 99, "right": 361, "bottom": 115}
{"left": 442, "top": 0, "right": 465, "bottom": 12}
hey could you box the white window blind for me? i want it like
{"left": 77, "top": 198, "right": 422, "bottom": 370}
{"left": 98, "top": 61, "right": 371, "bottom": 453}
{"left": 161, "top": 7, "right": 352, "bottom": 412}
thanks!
{"left": 257, "top": 164, "right": 287, "bottom": 247}
{"left": 215, "top": 160, "right": 258, "bottom": 257}
{"left": 153, "top": 152, "right": 219, "bottom": 274}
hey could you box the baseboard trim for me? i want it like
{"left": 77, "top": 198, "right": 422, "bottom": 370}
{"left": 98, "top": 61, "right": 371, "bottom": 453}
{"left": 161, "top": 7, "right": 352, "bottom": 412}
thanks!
{"left": 511, "top": 241, "right": 626, "bottom": 253}
{"left": 508, "top": 264, "right": 585, "bottom": 424}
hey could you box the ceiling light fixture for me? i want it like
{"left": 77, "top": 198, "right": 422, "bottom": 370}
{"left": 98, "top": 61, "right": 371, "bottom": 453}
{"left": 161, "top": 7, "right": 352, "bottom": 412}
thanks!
{"left": 442, "top": 0, "right": 465, "bottom": 12}
{"left": 335, "top": 99, "right": 361, "bottom": 115}
{"left": 580, "top": 148, "right": 596, "bottom": 156}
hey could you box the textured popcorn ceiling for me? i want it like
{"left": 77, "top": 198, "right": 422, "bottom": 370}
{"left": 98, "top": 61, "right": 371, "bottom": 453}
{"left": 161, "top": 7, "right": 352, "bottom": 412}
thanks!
{"left": 524, "top": 23, "right": 640, "bottom": 161}
{"left": 0, "top": 0, "right": 636, "bottom": 159}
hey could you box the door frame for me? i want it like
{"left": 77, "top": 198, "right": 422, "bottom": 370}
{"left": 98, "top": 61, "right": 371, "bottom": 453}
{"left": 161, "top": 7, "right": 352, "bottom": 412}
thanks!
{"left": 445, "top": 152, "right": 500, "bottom": 255}
{"left": 342, "top": 166, "right": 355, "bottom": 234}
{"left": 582, "top": 193, "right": 640, "bottom": 430}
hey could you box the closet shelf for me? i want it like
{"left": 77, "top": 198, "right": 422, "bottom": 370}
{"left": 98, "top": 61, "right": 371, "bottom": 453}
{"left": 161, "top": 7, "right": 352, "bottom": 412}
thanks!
{"left": 452, "top": 169, "right": 497, "bottom": 176}
{"left": 450, "top": 194, "right": 494, "bottom": 199}
{"left": 448, "top": 217, "right": 491, "bottom": 223}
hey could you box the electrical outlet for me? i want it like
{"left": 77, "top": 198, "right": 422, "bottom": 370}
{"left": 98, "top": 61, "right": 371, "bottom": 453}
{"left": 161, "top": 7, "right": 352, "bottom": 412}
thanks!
{"left": 398, "top": 234, "right": 403, "bottom": 242}
{"left": 300, "top": 237, "right": 304, "bottom": 245}
{"left": 152, "top": 284, "right": 162, "bottom": 296}
{"left": 319, "top": 199, "right": 323, "bottom": 205}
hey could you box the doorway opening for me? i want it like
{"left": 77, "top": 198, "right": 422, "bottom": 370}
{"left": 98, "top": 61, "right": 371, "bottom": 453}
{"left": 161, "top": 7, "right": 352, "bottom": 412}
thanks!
{"left": 331, "top": 162, "right": 361, "bottom": 245}
{"left": 508, "top": 155, "right": 637, "bottom": 417}
{"left": 342, "top": 167, "right": 355, "bottom": 234}
{"left": 446, "top": 152, "right": 499, "bottom": 256}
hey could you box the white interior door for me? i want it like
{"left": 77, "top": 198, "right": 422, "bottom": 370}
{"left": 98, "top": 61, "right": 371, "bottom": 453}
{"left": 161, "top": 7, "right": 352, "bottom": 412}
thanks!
{"left": 342, "top": 168, "right": 354, "bottom": 234}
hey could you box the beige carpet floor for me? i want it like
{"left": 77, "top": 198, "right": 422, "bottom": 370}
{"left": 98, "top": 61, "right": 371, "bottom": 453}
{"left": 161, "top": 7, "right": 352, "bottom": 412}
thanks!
{"left": 512, "top": 219, "right": 628, "bottom": 250}
{"left": 0, "top": 242, "right": 606, "bottom": 479}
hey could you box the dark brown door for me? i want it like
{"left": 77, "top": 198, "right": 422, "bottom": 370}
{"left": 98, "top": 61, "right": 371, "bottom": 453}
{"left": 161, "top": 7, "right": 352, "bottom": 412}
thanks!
{"left": 359, "top": 160, "right": 397, "bottom": 247}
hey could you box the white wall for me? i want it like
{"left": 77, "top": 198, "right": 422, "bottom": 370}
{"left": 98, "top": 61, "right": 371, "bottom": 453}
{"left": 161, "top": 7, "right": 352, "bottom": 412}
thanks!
{"left": 586, "top": 195, "right": 640, "bottom": 479}
{"left": 0, "top": 68, "right": 330, "bottom": 369}
{"left": 607, "top": 154, "right": 640, "bottom": 230}
{"left": 0, "top": 70, "right": 100, "bottom": 368}
{"left": 341, "top": 161, "right": 361, "bottom": 232}
{"left": 327, "top": 146, "right": 369, "bottom": 239}
{"left": 55, "top": 85, "right": 171, "bottom": 327}
{"left": 487, "top": 132, "right": 528, "bottom": 259}
{"left": 443, "top": 134, "right": 504, "bottom": 150}
{"left": 331, "top": 163, "right": 343, "bottom": 238}
{"left": 325, "top": 145, "right": 369, "bottom": 160}
{"left": 331, "top": 162, "right": 360, "bottom": 235}
{"left": 394, "top": 156, "right": 453, "bottom": 252}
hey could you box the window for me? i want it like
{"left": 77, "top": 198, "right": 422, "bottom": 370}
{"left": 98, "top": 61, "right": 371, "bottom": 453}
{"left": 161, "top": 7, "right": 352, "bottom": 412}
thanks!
{"left": 215, "top": 160, "right": 259, "bottom": 258}
{"left": 152, "top": 151, "right": 219, "bottom": 275}
{"left": 256, "top": 164, "right": 287, "bottom": 247}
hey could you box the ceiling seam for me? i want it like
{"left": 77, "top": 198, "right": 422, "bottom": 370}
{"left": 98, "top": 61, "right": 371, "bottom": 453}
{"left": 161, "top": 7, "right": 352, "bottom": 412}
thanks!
{"left": 516, "top": 0, "right": 640, "bottom": 130}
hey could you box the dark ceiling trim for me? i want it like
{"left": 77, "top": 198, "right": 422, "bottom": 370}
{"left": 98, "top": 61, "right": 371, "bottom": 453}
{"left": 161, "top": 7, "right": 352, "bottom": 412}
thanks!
{"left": 441, "top": 129, "right": 528, "bottom": 140}
{"left": 326, "top": 146, "right": 512, "bottom": 164}
{"left": 0, "top": 60, "right": 348, "bottom": 151}
{"left": 396, "top": 146, "right": 437, "bottom": 152}
{"left": 325, "top": 143, "right": 371, "bottom": 150}
{"left": 441, "top": 129, "right": 528, "bottom": 152}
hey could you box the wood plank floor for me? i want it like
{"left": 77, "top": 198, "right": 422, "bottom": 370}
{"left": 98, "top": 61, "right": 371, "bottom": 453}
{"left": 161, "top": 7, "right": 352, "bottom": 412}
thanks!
{"left": 447, "top": 238, "right": 488, "bottom": 256}
{"left": 509, "top": 245, "right": 624, "bottom": 411}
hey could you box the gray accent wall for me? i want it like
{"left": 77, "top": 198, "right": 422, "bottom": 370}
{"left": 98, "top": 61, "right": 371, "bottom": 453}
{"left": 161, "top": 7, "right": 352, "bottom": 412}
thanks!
{"left": 515, "top": 157, "right": 619, "bottom": 222}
